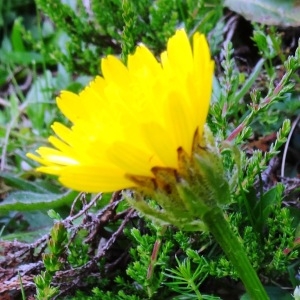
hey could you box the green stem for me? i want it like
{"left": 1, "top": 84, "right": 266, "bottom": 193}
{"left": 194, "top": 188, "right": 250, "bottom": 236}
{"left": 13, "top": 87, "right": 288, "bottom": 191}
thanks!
{"left": 202, "top": 207, "right": 269, "bottom": 300}
{"left": 146, "top": 225, "right": 167, "bottom": 297}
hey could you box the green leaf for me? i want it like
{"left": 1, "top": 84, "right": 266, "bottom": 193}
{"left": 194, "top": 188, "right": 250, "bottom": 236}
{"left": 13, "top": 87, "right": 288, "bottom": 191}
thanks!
{"left": 1, "top": 211, "right": 54, "bottom": 242}
{"left": 11, "top": 17, "right": 25, "bottom": 52}
{"left": 25, "top": 70, "right": 55, "bottom": 131}
{"left": 245, "top": 184, "right": 284, "bottom": 235}
{"left": 259, "top": 183, "right": 284, "bottom": 222}
{"left": 0, "top": 190, "right": 78, "bottom": 213}
{"left": 1, "top": 227, "right": 51, "bottom": 242}
{"left": 0, "top": 49, "right": 44, "bottom": 65}
{"left": 0, "top": 172, "right": 50, "bottom": 193}
{"left": 225, "top": 0, "right": 300, "bottom": 27}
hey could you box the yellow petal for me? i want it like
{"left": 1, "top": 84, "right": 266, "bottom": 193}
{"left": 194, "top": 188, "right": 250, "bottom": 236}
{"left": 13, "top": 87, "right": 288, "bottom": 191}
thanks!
{"left": 101, "top": 55, "right": 130, "bottom": 88}
{"left": 141, "top": 122, "right": 177, "bottom": 168}
{"left": 36, "top": 147, "right": 78, "bottom": 165}
{"left": 164, "top": 90, "right": 194, "bottom": 155}
{"left": 56, "top": 91, "right": 82, "bottom": 123}
{"left": 27, "top": 152, "right": 53, "bottom": 166}
{"left": 128, "top": 45, "right": 161, "bottom": 78}
{"left": 27, "top": 29, "right": 214, "bottom": 194}
{"left": 48, "top": 136, "right": 75, "bottom": 157}
{"left": 166, "top": 29, "right": 193, "bottom": 74}
{"left": 36, "top": 165, "right": 64, "bottom": 176}
{"left": 59, "top": 165, "right": 135, "bottom": 193}
{"left": 107, "top": 141, "right": 157, "bottom": 177}
{"left": 51, "top": 122, "right": 73, "bottom": 144}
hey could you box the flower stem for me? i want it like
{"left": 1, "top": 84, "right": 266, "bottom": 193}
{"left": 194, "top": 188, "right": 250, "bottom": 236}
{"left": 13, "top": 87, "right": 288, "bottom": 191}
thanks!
{"left": 202, "top": 207, "right": 269, "bottom": 300}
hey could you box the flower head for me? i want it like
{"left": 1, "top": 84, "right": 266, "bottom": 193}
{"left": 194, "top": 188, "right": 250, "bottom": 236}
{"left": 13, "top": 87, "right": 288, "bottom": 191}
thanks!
{"left": 27, "top": 29, "right": 214, "bottom": 193}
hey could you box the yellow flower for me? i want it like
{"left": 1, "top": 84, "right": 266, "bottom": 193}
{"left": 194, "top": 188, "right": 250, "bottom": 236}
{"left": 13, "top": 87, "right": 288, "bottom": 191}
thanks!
{"left": 27, "top": 29, "right": 214, "bottom": 193}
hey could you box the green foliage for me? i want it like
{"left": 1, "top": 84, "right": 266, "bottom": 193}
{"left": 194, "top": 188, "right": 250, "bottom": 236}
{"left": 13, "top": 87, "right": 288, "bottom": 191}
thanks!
{"left": 0, "top": 188, "right": 79, "bottom": 213}
{"left": 210, "top": 41, "right": 265, "bottom": 139}
{"left": 67, "top": 228, "right": 89, "bottom": 267}
{"left": 32, "top": 0, "right": 223, "bottom": 75}
{"left": 253, "top": 25, "right": 283, "bottom": 59}
{"left": 34, "top": 221, "right": 90, "bottom": 298}
{"left": 126, "top": 224, "right": 174, "bottom": 298}
{"left": 164, "top": 256, "right": 220, "bottom": 300}
{"left": 35, "top": 222, "right": 68, "bottom": 299}
{"left": 34, "top": 271, "right": 59, "bottom": 300}
{"left": 74, "top": 287, "right": 141, "bottom": 300}
{"left": 2, "top": 0, "right": 300, "bottom": 299}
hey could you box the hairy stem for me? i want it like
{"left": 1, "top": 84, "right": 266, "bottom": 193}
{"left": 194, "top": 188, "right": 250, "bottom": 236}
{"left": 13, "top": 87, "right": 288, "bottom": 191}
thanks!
{"left": 202, "top": 207, "right": 269, "bottom": 300}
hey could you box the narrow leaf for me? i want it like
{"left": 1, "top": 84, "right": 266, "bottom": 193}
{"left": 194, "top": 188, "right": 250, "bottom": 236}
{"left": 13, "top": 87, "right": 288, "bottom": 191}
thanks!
{"left": 0, "top": 190, "right": 78, "bottom": 213}
{"left": 0, "top": 172, "right": 50, "bottom": 193}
